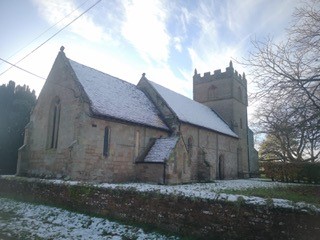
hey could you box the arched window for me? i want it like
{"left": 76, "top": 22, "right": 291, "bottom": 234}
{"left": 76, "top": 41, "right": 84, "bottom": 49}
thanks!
{"left": 218, "top": 154, "right": 225, "bottom": 180}
{"left": 134, "top": 130, "right": 140, "bottom": 158}
{"left": 103, "top": 127, "right": 110, "bottom": 156}
{"left": 187, "top": 136, "right": 193, "bottom": 157}
{"left": 48, "top": 97, "right": 61, "bottom": 149}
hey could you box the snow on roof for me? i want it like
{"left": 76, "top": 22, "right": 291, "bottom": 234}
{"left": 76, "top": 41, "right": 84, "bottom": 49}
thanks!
{"left": 68, "top": 59, "right": 169, "bottom": 130}
{"left": 148, "top": 81, "right": 238, "bottom": 137}
{"left": 143, "top": 137, "right": 179, "bottom": 163}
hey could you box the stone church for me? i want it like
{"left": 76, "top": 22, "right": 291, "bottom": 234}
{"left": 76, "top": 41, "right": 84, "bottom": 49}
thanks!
{"left": 17, "top": 47, "right": 258, "bottom": 184}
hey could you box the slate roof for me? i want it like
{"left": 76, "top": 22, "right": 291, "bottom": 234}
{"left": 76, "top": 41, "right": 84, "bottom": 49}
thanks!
{"left": 143, "top": 137, "right": 179, "bottom": 163}
{"left": 68, "top": 59, "right": 169, "bottom": 130}
{"left": 148, "top": 80, "right": 238, "bottom": 138}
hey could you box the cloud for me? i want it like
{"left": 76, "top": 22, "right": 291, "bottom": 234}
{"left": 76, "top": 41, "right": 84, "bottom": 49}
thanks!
{"left": 121, "top": 0, "right": 171, "bottom": 64}
{"left": 32, "top": 0, "right": 108, "bottom": 42}
{"left": 185, "top": 1, "right": 238, "bottom": 73}
{"left": 173, "top": 37, "right": 182, "bottom": 52}
{"left": 184, "top": 0, "right": 301, "bottom": 78}
{"left": 225, "top": 0, "right": 303, "bottom": 41}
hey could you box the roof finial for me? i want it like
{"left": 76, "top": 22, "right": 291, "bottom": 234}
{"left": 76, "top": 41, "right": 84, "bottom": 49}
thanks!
{"left": 229, "top": 60, "right": 233, "bottom": 68}
{"left": 60, "top": 46, "right": 65, "bottom": 52}
{"left": 194, "top": 68, "right": 197, "bottom": 75}
{"left": 142, "top": 73, "right": 146, "bottom": 78}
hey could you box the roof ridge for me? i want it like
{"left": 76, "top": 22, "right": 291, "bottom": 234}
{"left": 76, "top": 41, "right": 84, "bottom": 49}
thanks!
{"left": 147, "top": 79, "right": 193, "bottom": 101}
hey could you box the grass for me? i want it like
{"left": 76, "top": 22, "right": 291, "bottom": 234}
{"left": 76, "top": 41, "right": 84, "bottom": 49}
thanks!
{"left": 222, "top": 185, "right": 320, "bottom": 206}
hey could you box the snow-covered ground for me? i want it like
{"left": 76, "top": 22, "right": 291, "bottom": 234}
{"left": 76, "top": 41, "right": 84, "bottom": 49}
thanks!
{"left": 0, "top": 197, "right": 178, "bottom": 240}
{"left": 0, "top": 177, "right": 319, "bottom": 239}
{"left": 89, "top": 179, "right": 319, "bottom": 212}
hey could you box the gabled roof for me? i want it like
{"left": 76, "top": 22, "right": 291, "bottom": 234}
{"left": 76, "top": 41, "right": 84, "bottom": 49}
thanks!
{"left": 147, "top": 80, "right": 238, "bottom": 138}
{"left": 68, "top": 59, "right": 169, "bottom": 131}
{"left": 143, "top": 137, "right": 179, "bottom": 163}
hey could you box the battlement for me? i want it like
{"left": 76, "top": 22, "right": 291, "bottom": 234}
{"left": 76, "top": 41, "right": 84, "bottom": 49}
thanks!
{"left": 193, "top": 61, "right": 247, "bottom": 86}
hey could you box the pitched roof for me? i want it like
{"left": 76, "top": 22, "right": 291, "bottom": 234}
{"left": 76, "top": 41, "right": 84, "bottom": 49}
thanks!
{"left": 68, "top": 59, "right": 169, "bottom": 130}
{"left": 143, "top": 137, "right": 179, "bottom": 163}
{"left": 148, "top": 80, "right": 238, "bottom": 138}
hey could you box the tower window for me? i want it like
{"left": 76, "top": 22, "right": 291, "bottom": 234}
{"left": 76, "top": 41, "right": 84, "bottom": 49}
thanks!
{"left": 238, "top": 87, "right": 242, "bottom": 101}
{"left": 208, "top": 85, "right": 217, "bottom": 100}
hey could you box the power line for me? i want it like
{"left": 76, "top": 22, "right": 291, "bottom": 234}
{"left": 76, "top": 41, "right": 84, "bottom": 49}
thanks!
{"left": 0, "top": 0, "right": 91, "bottom": 69}
{"left": 0, "top": 57, "right": 45, "bottom": 80}
{"left": 0, "top": 0, "right": 102, "bottom": 78}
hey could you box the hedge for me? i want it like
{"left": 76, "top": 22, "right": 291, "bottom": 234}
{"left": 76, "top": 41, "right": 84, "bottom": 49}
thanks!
{"left": 262, "top": 162, "right": 320, "bottom": 184}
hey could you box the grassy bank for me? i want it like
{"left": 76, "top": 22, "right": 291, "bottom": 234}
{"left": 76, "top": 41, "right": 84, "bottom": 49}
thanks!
{"left": 222, "top": 185, "right": 320, "bottom": 206}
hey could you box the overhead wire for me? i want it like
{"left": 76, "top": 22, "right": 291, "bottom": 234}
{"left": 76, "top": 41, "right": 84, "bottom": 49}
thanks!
{"left": 0, "top": 57, "right": 45, "bottom": 80}
{"left": 0, "top": 0, "right": 91, "bottom": 69}
{"left": 0, "top": 0, "right": 102, "bottom": 79}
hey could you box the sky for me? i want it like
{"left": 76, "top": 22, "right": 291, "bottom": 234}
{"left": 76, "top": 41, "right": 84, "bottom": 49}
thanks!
{"left": 0, "top": 0, "right": 303, "bottom": 121}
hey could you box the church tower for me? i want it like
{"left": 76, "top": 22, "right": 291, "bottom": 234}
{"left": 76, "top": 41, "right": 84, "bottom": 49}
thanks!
{"left": 193, "top": 61, "right": 250, "bottom": 178}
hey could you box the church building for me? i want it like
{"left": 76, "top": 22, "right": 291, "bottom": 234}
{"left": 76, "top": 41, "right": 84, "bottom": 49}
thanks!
{"left": 17, "top": 47, "right": 258, "bottom": 184}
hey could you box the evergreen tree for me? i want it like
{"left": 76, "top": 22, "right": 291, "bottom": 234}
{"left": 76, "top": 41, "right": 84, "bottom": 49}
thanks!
{"left": 0, "top": 81, "right": 36, "bottom": 174}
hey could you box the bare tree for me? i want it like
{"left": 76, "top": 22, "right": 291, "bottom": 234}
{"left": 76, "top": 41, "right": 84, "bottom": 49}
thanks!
{"left": 257, "top": 96, "right": 320, "bottom": 162}
{"left": 245, "top": 1, "right": 320, "bottom": 109}
{"left": 244, "top": 1, "right": 320, "bottom": 162}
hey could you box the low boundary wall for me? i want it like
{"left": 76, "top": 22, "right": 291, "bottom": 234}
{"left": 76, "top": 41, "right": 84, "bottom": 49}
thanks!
{"left": 0, "top": 176, "right": 319, "bottom": 240}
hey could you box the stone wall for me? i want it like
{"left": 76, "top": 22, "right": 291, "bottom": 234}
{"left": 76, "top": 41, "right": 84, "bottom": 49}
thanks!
{"left": 135, "top": 163, "right": 164, "bottom": 184}
{"left": 72, "top": 116, "right": 168, "bottom": 182}
{"left": 180, "top": 123, "right": 238, "bottom": 181}
{"left": 17, "top": 53, "right": 84, "bottom": 178}
{"left": 21, "top": 110, "right": 168, "bottom": 182}
{"left": 0, "top": 177, "right": 319, "bottom": 240}
{"left": 164, "top": 136, "right": 191, "bottom": 184}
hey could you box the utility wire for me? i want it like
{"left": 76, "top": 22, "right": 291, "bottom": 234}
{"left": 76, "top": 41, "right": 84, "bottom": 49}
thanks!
{"left": 0, "top": 57, "right": 45, "bottom": 80}
{"left": 0, "top": 0, "right": 91, "bottom": 69}
{"left": 0, "top": 0, "right": 102, "bottom": 78}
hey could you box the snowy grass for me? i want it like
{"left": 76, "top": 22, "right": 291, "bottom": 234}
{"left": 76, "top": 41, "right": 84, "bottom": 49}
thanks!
{"left": 1, "top": 176, "right": 320, "bottom": 239}
{"left": 0, "top": 197, "right": 178, "bottom": 240}
{"left": 96, "top": 178, "right": 319, "bottom": 212}
{"left": 223, "top": 185, "right": 320, "bottom": 206}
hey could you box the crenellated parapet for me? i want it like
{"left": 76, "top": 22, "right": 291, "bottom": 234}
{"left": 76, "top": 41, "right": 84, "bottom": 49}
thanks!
{"left": 193, "top": 61, "right": 247, "bottom": 87}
